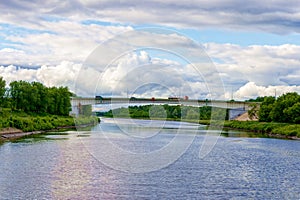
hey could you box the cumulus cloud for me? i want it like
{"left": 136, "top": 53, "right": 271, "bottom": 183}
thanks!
{"left": 1, "top": 50, "right": 299, "bottom": 101}
{"left": 0, "top": 61, "right": 80, "bottom": 92}
{"left": 0, "top": 1, "right": 299, "bottom": 100}
{"left": 0, "top": 65, "right": 37, "bottom": 84}
{"left": 73, "top": 29, "right": 222, "bottom": 99}
{"left": 73, "top": 48, "right": 219, "bottom": 99}
{"left": 205, "top": 43, "right": 300, "bottom": 87}
{"left": 1, "top": 20, "right": 132, "bottom": 66}
{"left": 232, "top": 82, "right": 300, "bottom": 100}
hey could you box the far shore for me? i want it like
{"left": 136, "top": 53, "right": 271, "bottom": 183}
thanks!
{"left": 100, "top": 116, "right": 300, "bottom": 140}
{"left": 2, "top": 117, "right": 299, "bottom": 143}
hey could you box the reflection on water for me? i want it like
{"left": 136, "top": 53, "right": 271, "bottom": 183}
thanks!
{"left": 0, "top": 118, "right": 299, "bottom": 199}
{"left": 51, "top": 134, "right": 93, "bottom": 199}
{"left": 221, "top": 130, "right": 268, "bottom": 138}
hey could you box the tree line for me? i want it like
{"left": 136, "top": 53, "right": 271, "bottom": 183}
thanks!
{"left": 101, "top": 104, "right": 228, "bottom": 120}
{"left": 258, "top": 92, "right": 300, "bottom": 123}
{"left": 0, "top": 77, "right": 72, "bottom": 116}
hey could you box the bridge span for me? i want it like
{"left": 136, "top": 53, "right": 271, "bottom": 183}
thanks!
{"left": 70, "top": 97, "right": 259, "bottom": 119}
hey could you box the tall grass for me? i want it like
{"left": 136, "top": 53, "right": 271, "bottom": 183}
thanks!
{"left": 0, "top": 110, "right": 99, "bottom": 132}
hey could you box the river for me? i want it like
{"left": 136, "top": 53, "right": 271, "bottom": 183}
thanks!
{"left": 0, "top": 118, "right": 299, "bottom": 199}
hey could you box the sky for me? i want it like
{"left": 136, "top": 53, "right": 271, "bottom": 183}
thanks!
{"left": 1, "top": 0, "right": 300, "bottom": 100}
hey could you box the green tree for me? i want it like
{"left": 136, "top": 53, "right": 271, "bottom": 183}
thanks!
{"left": 246, "top": 96, "right": 266, "bottom": 102}
{"left": 0, "top": 77, "right": 6, "bottom": 107}
{"left": 186, "top": 109, "right": 199, "bottom": 120}
{"left": 31, "top": 82, "right": 48, "bottom": 113}
{"left": 258, "top": 96, "right": 276, "bottom": 122}
{"left": 284, "top": 102, "right": 300, "bottom": 123}
{"left": 149, "top": 105, "right": 167, "bottom": 119}
{"left": 9, "top": 80, "right": 72, "bottom": 116}
{"left": 270, "top": 92, "right": 300, "bottom": 123}
{"left": 248, "top": 103, "right": 259, "bottom": 120}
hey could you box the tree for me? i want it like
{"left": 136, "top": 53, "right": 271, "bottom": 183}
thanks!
{"left": 258, "top": 93, "right": 300, "bottom": 123}
{"left": 149, "top": 105, "right": 167, "bottom": 119}
{"left": 31, "top": 82, "right": 48, "bottom": 113}
{"left": 258, "top": 96, "right": 276, "bottom": 122}
{"left": 246, "top": 96, "right": 266, "bottom": 102}
{"left": 0, "top": 77, "right": 6, "bottom": 107}
{"left": 284, "top": 102, "right": 300, "bottom": 123}
{"left": 9, "top": 81, "right": 22, "bottom": 110}
{"left": 270, "top": 92, "right": 300, "bottom": 123}
{"left": 8, "top": 80, "right": 72, "bottom": 116}
{"left": 248, "top": 103, "right": 259, "bottom": 120}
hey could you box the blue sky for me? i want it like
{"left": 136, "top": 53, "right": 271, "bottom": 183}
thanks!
{"left": 80, "top": 19, "right": 300, "bottom": 45}
{"left": 0, "top": 0, "right": 300, "bottom": 99}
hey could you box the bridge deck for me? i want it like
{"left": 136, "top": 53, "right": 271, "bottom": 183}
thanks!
{"left": 71, "top": 97, "right": 258, "bottom": 110}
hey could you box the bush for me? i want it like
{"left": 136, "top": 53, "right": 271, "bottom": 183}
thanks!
{"left": 272, "top": 125, "right": 300, "bottom": 136}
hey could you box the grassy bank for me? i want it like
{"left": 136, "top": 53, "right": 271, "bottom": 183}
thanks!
{"left": 105, "top": 116, "right": 300, "bottom": 139}
{"left": 183, "top": 119, "right": 300, "bottom": 139}
{"left": 0, "top": 110, "right": 99, "bottom": 133}
{"left": 222, "top": 121, "right": 300, "bottom": 138}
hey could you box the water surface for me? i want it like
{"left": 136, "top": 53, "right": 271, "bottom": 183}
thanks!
{"left": 0, "top": 118, "right": 299, "bottom": 199}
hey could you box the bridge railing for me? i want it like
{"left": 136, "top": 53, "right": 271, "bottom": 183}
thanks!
{"left": 71, "top": 97, "right": 259, "bottom": 110}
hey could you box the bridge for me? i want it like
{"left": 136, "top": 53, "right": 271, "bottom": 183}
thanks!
{"left": 70, "top": 97, "right": 259, "bottom": 120}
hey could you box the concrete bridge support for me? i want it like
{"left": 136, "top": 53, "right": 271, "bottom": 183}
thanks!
{"left": 228, "top": 108, "right": 247, "bottom": 120}
{"left": 70, "top": 97, "right": 258, "bottom": 118}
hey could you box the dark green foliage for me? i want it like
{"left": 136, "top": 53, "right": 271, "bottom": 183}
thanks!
{"left": 8, "top": 80, "right": 71, "bottom": 116}
{"left": 246, "top": 96, "right": 266, "bottom": 102}
{"left": 258, "top": 92, "right": 300, "bottom": 123}
{"left": 103, "top": 104, "right": 229, "bottom": 121}
{"left": 74, "top": 116, "right": 100, "bottom": 126}
{"left": 0, "top": 77, "right": 5, "bottom": 107}
{"left": 284, "top": 102, "right": 300, "bottom": 123}
{"left": 0, "top": 111, "right": 99, "bottom": 132}
{"left": 0, "top": 78, "right": 99, "bottom": 132}
{"left": 272, "top": 124, "right": 300, "bottom": 137}
{"left": 222, "top": 121, "right": 300, "bottom": 138}
{"left": 248, "top": 103, "right": 259, "bottom": 120}
{"left": 258, "top": 96, "right": 276, "bottom": 122}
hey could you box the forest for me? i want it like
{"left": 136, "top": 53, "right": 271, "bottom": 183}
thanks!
{"left": 0, "top": 77, "right": 71, "bottom": 116}
{"left": 0, "top": 77, "right": 98, "bottom": 132}
{"left": 257, "top": 92, "right": 300, "bottom": 123}
{"left": 101, "top": 104, "right": 229, "bottom": 121}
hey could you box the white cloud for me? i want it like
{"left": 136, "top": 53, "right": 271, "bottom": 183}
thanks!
{"left": 1, "top": 20, "right": 132, "bottom": 66}
{"left": 205, "top": 43, "right": 300, "bottom": 87}
{"left": 0, "top": 1, "right": 299, "bottom": 100}
{"left": 0, "top": 61, "right": 80, "bottom": 92}
{"left": 74, "top": 49, "right": 215, "bottom": 99}
{"left": 1, "top": 0, "right": 300, "bottom": 34}
{"left": 1, "top": 49, "right": 299, "bottom": 100}
{"left": 36, "top": 61, "right": 81, "bottom": 88}
{"left": 72, "top": 29, "right": 221, "bottom": 99}
{"left": 233, "top": 82, "right": 300, "bottom": 100}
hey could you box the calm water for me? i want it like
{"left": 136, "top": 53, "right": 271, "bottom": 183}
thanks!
{"left": 0, "top": 118, "right": 300, "bottom": 199}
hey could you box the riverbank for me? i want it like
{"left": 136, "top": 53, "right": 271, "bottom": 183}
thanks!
{"left": 223, "top": 120, "right": 300, "bottom": 140}
{"left": 101, "top": 116, "right": 300, "bottom": 140}
{"left": 177, "top": 119, "right": 300, "bottom": 140}
{"left": 0, "top": 115, "right": 100, "bottom": 143}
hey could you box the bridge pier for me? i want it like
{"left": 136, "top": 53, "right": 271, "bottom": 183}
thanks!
{"left": 228, "top": 108, "right": 247, "bottom": 120}
{"left": 70, "top": 97, "right": 258, "bottom": 118}
{"left": 69, "top": 97, "right": 96, "bottom": 116}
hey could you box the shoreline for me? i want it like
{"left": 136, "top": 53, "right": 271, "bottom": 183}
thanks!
{"left": 2, "top": 117, "right": 299, "bottom": 142}
{"left": 100, "top": 116, "right": 300, "bottom": 140}
{"left": 0, "top": 122, "right": 98, "bottom": 142}
{"left": 220, "top": 125, "right": 300, "bottom": 140}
